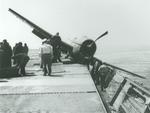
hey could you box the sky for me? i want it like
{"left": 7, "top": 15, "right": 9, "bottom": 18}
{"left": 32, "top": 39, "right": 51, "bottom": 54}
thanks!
{"left": 0, "top": 0, "right": 150, "bottom": 55}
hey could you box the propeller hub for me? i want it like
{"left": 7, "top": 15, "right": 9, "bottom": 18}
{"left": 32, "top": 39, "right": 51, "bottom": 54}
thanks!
{"left": 80, "top": 39, "right": 96, "bottom": 58}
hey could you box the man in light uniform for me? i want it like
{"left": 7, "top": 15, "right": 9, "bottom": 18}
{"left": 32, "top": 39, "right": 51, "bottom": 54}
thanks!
{"left": 41, "top": 41, "right": 53, "bottom": 76}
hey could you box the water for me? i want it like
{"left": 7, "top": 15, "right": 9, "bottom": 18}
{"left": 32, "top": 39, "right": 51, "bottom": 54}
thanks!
{"left": 28, "top": 49, "right": 150, "bottom": 90}
{"left": 95, "top": 49, "right": 150, "bottom": 90}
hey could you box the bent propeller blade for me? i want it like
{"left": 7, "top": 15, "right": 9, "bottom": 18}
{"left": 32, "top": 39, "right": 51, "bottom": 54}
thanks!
{"left": 95, "top": 31, "right": 108, "bottom": 42}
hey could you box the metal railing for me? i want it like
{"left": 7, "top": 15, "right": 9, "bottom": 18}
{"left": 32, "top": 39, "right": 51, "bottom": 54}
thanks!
{"left": 89, "top": 57, "right": 150, "bottom": 113}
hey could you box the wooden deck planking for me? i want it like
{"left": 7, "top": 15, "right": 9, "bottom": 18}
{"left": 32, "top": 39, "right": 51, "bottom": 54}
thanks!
{"left": 0, "top": 63, "right": 107, "bottom": 113}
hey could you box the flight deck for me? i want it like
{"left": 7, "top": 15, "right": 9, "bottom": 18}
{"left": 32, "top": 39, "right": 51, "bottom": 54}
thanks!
{"left": 0, "top": 57, "right": 107, "bottom": 113}
{"left": 0, "top": 8, "right": 149, "bottom": 113}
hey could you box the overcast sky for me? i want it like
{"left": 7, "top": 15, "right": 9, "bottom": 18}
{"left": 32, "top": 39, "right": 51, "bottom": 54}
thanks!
{"left": 0, "top": 0, "right": 150, "bottom": 54}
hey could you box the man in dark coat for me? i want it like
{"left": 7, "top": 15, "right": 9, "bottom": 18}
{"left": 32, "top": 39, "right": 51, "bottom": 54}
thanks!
{"left": 0, "top": 42, "right": 4, "bottom": 68}
{"left": 51, "top": 32, "right": 62, "bottom": 62}
{"left": 13, "top": 42, "right": 24, "bottom": 55}
{"left": 12, "top": 53, "right": 30, "bottom": 76}
{"left": 23, "top": 43, "right": 29, "bottom": 55}
{"left": 13, "top": 42, "right": 24, "bottom": 65}
{"left": 2, "top": 40, "right": 12, "bottom": 68}
{"left": 97, "top": 65, "right": 116, "bottom": 91}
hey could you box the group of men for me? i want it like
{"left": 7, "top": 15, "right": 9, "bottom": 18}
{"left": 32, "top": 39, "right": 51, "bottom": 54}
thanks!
{"left": 12, "top": 42, "right": 29, "bottom": 76}
{"left": 0, "top": 39, "right": 29, "bottom": 76}
{"left": 0, "top": 32, "right": 62, "bottom": 77}
{"left": 40, "top": 32, "right": 62, "bottom": 76}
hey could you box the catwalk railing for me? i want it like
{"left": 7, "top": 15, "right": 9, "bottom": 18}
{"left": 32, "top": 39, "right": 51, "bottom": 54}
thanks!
{"left": 89, "top": 57, "right": 150, "bottom": 113}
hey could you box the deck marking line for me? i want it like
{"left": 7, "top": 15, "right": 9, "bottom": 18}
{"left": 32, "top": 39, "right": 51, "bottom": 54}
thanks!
{"left": 0, "top": 91, "right": 96, "bottom": 95}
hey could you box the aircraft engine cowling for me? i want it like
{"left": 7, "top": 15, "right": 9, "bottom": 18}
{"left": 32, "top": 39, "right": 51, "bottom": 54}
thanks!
{"left": 72, "top": 39, "right": 96, "bottom": 63}
{"left": 80, "top": 39, "right": 96, "bottom": 58}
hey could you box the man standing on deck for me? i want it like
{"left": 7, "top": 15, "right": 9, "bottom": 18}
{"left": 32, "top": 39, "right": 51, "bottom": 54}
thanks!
{"left": 13, "top": 42, "right": 24, "bottom": 65}
{"left": 51, "top": 32, "right": 62, "bottom": 63}
{"left": 0, "top": 42, "right": 4, "bottom": 68}
{"left": 2, "top": 39, "right": 12, "bottom": 68}
{"left": 23, "top": 43, "right": 29, "bottom": 55}
{"left": 13, "top": 42, "right": 24, "bottom": 55}
{"left": 40, "top": 41, "right": 53, "bottom": 76}
{"left": 12, "top": 53, "right": 30, "bottom": 76}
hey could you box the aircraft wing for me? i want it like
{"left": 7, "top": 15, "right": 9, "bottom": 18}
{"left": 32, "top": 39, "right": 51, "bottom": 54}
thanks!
{"left": 8, "top": 8, "right": 73, "bottom": 51}
{"left": 9, "top": 8, "right": 53, "bottom": 40}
